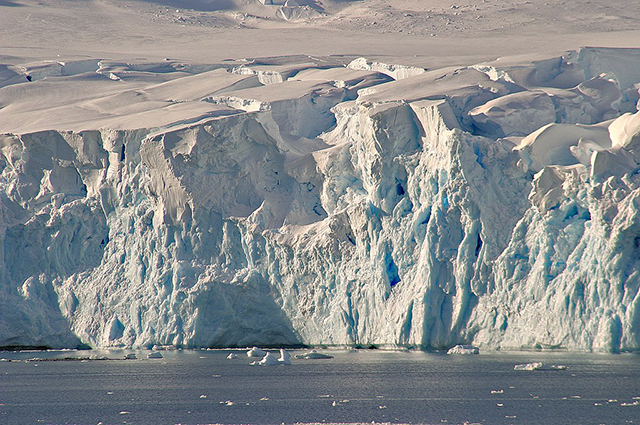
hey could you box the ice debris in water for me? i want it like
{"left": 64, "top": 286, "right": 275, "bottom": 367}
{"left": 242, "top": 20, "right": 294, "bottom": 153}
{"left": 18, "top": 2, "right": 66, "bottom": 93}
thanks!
{"left": 147, "top": 351, "right": 163, "bottom": 359}
{"left": 514, "top": 362, "right": 567, "bottom": 371}
{"left": 227, "top": 353, "right": 240, "bottom": 360}
{"left": 247, "top": 347, "right": 267, "bottom": 358}
{"left": 124, "top": 353, "right": 137, "bottom": 360}
{"left": 250, "top": 350, "right": 292, "bottom": 366}
{"left": 278, "top": 349, "right": 291, "bottom": 365}
{"left": 89, "top": 354, "right": 109, "bottom": 360}
{"left": 251, "top": 352, "right": 280, "bottom": 366}
{"left": 295, "top": 350, "right": 333, "bottom": 360}
{"left": 447, "top": 345, "right": 479, "bottom": 355}
{"left": 152, "top": 345, "right": 175, "bottom": 351}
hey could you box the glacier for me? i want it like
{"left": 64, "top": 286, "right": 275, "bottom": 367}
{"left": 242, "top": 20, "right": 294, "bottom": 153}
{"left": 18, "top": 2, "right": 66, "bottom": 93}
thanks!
{"left": 1, "top": 47, "right": 640, "bottom": 352}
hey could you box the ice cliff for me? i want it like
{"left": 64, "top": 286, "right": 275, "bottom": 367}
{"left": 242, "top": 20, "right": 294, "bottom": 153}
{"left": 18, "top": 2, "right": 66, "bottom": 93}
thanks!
{"left": 1, "top": 48, "right": 640, "bottom": 352}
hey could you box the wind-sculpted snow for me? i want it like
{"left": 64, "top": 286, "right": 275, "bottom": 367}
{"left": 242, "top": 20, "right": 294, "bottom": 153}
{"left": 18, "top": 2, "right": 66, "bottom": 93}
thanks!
{"left": 1, "top": 48, "right": 640, "bottom": 352}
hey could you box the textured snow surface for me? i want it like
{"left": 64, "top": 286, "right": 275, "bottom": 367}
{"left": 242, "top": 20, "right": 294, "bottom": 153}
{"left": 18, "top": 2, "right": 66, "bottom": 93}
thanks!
{"left": 2, "top": 1, "right": 640, "bottom": 352}
{"left": 2, "top": 46, "right": 640, "bottom": 352}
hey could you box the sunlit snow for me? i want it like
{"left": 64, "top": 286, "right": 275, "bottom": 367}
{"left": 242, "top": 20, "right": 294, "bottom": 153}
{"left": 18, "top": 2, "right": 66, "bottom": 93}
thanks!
{"left": 1, "top": 0, "right": 640, "bottom": 353}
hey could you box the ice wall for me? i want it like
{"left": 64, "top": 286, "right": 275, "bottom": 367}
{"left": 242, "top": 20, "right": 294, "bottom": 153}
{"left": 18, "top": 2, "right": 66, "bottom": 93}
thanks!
{"left": 1, "top": 48, "right": 640, "bottom": 351}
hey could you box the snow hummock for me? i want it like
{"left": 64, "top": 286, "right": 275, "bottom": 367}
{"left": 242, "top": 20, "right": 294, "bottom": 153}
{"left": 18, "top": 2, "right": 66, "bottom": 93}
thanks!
{"left": 347, "top": 58, "right": 426, "bottom": 80}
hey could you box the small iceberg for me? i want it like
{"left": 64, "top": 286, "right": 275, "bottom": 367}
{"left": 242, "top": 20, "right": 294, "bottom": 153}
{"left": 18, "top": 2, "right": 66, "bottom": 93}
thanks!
{"left": 514, "top": 362, "right": 567, "bottom": 371}
{"left": 249, "top": 350, "right": 291, "bottom": 366}
{"left": 294, "top": 349, "right": 333, "bottom": 360}
{"left": 447, "top": 345, "right": 479, "bottom": 355}
{"left": 227, "top": 353, "right": 240, "bottom": 360}
{"left": 278, "top": 349, "right": 291, "bottom": 365}
{"left": 124, "top": 353, "right": 137, "bottom": 360}
{"left": 147, "top": 352, "right": 163, "bottom": 359}
{"left": 89, "top": 354, "right": 109, "bottom": 360}
{"left": 514, "top": 362, "right": 543, "bottom": 371}
{"left": 151, "top": 345, "right": 175, "bottom": 351}
{"left": 247, "top": 347, "right": 267, "bottom": 358}
{"left": 250, "top": 352, "right": 280, "bottom": 366}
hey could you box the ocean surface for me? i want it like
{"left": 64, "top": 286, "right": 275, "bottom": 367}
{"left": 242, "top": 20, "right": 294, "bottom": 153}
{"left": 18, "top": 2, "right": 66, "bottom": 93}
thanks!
{"left": 1, "top": 348, "right": 639, "bottom": 424}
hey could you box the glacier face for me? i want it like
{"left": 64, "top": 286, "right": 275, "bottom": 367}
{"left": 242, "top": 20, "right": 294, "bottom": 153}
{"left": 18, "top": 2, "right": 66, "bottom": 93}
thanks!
{"left": 1, "top": 48, "right": 640, "bottom": 351}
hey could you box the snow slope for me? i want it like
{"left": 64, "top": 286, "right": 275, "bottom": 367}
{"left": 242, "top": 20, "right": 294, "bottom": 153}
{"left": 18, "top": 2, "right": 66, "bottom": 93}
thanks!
{"left": 2, "top": 1, "right": 640, "bottom": 351}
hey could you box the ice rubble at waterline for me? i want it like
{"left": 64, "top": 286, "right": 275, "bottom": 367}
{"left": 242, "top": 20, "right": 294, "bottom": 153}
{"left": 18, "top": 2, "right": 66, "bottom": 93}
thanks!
{"left": 1, "top": 48, "right": 640, "bottom": 352}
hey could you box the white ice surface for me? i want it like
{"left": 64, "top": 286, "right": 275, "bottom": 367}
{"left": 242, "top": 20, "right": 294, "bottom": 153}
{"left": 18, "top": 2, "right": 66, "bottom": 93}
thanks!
{"left": 294, "top": 350, "right": 333, "bottom": 359}
{"left": 514, "top": 362, "right": 543, "bottom": 371}
{"left": 447, "top": 345, "right": 479, "bottom": 355}
{"left": 1, "top": 1, "right": 640, "bottom": 353}
{"left": 278, "top": 349, "right": 291, "bottom": 365}
{"left": 247, "top": 347, "right": 268, "bottom": 358}
{"left": 253, "top": 352, "right": 280, "bottom": 366}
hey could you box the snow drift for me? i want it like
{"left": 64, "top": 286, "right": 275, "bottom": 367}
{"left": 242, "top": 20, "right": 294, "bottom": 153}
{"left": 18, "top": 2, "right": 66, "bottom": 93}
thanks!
{"left": 1, "top": 47, "right": 640, "bottom": 352}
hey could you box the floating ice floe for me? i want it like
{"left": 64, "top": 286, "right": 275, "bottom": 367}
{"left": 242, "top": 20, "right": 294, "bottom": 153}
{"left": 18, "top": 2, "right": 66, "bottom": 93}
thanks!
{"left": 514, "top": 362, "right": 567, "bottom": 371}
{"left": 294, "top": 349, "right": 333, "bottom": 360}
{"left": 247, "top": 347, "right": 267, "bottom": 358}
{"left": 89, "top": 354, "right": 109, "bottom": 360}
{"left": 124, "top": 353, "right": 137, "bottom": 360}
{"left": 227, "top": 353, "right": 240, "bottom": 360}
{"left": 447, "top": 345, "right": 480, "bottom": 355}
{"left": 249, "top": 349, "right": 293, "bottom": 366}
{"left": 147, "top": 352, "right": 163, "bottom": 359}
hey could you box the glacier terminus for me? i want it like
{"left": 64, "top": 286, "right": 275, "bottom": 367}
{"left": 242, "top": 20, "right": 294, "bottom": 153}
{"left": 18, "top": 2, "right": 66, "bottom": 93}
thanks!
{"left": 1, "top": 46, "right": 640, "bottom": 353}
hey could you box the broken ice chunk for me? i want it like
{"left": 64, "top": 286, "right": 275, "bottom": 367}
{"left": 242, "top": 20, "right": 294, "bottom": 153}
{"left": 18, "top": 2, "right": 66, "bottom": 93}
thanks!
{"left": 258, "top": 352, "right": 280, "bottom": 366}
{"left": 447, "top": 345, "right": 479, "bottom": 355}
{"left": 294, "top": 349, "right": 333, "bottom": 359}
{"left": 514, "top": 362, "right": 543, "bottom": 371}
{"left": 227, "top": 353, "right": 239, "bottom": 360}
{"left": 514, "top": 362, "right": 567, "bottom": 371}
{"left": 278, "top": 349, "right": 291, "bottom": 365}
{"left": 147, "top": 352, "right": 163, "bottom": 359}
{"left": 247, "top": 347, "right": 267, "bottom": 358}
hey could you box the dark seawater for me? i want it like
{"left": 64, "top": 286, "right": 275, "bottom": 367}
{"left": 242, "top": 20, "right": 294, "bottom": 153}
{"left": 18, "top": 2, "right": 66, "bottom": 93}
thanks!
{"left": 1, "top": 349, "right": 639, "bottom": 424}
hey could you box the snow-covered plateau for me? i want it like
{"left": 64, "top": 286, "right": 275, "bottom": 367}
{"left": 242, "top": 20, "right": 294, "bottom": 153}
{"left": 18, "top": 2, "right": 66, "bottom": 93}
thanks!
{"left": 2, "top": 45, "right": 640, "bottom": 352}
